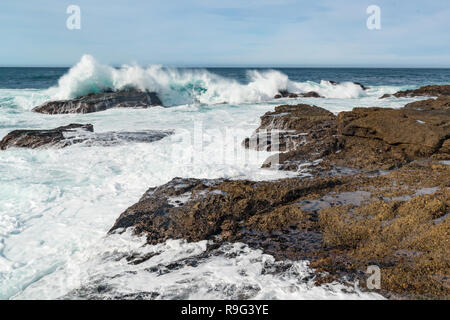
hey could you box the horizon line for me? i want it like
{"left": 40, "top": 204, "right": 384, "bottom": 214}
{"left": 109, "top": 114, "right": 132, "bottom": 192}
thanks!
{"left": 1, "top": 65, "right": 450, "bottom": 69}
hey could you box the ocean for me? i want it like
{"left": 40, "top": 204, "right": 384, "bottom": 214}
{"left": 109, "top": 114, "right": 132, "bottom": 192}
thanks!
{"left": 0, "top": 55, "right": 448, "bottom": 300}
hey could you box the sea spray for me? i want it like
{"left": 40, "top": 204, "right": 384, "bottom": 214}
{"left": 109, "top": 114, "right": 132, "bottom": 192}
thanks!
{"left": 45, "top": 55, "right": 368, "bottom": 106}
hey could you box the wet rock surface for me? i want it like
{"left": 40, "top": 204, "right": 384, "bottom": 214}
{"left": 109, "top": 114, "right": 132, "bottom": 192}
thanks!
{"left": 110, "top": 88, "right": 449, "bottom": 299}
{"left": 326, "top": 80, "right": 368, "bottom": 91}
{"left": 246, "top": 100, "right": 449, "bottom": 172}
{"left": 380, "top": 85, "right": 450, "bottom": 99}
{"left": 0, "top": 123, "right": 93, "bottom": 150}
{"left": 243, "top": 104, "right": 336, "bottom": 154}
{"left": 64, "top": 129, "right": 174, "bottom": 147}
{"left": 33, "top": 89, "right": 163, "bottom": 114}
{"left": 111, "top": 162, "right": 449, "bottom": 299}
{"left": 273, "top": 81, "right": 367, "bottom": 99}
{"left": 274, "top": 90, "right": 323, "bottom": 99}
{"left": 404, "top": 96, "right": 450, "bottom": 111}
{"left": 0, "top": 124, "right": 173, "bottom": 149}
{"left": 333, "top": 105, "right": 450, "bottom": 168}
{"left": 110, "top": 177, "right": 341, "bottom": 243}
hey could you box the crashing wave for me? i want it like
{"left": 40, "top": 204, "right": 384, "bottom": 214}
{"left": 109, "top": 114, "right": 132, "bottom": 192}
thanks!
{"left": 45, "top": 55, "right": 367, "bottom": 106}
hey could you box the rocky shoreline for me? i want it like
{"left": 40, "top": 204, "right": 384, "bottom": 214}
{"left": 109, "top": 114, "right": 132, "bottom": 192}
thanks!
{"left": 110, "top": 84, "right": 449, "bottom": 299}
{"left": 2, "top": 84, "right": 449, "bottom": 299}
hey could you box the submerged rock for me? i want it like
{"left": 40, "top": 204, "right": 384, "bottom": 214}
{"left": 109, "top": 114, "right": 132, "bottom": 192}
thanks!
{"left": 380, "top": 85, "right": 450, "bottom": 99}
{"left": 301, "top": 91, "right": 323, "bottom": 98}
{"left": 273, "top": 81, "right": 368, "bottom": 100}
{"left": 0, "top": 124, "right": 93, "bottom": 150}
{"left": 63, "top": 129, "right": 174, "bottom": 147}
{"left": 0, "top": 124, "right": 173, "bottom": 150}
{"left": 33, "top": 89, "right": 163, "bottom": 114}
{"left": 274, "top": 90, "right": 323, "bottom": 99}
{"left": 325, "top": 80, "right": 368, "bottom": 91}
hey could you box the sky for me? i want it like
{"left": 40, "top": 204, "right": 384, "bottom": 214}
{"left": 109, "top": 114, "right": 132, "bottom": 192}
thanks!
{"left": 1, "top": 0, "right": 449, "bottom": 67}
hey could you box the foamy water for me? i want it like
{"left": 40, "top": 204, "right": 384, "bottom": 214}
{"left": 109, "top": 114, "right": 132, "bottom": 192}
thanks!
{"left": 13, "top": 232, "right": 383, "bottom": 300}
{"left": 0, "top": 56, "right": 429, "bottom": 300}
{"left": 44, "top": 55, "right": 385, "bottom": 105}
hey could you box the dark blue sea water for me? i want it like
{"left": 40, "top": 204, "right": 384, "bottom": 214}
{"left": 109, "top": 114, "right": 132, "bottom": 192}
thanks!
{"left": 1, "top": 67, "right": 449, "bottom": 89}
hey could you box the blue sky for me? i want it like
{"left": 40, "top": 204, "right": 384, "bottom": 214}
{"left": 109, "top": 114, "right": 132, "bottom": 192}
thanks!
{"left": 1, "top": 0, "right": 449, "bottom": 67}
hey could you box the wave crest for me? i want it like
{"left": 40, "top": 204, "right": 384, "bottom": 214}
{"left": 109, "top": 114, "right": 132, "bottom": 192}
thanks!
{"left": 47, "top": 55, "right": 367, "bottom": 106}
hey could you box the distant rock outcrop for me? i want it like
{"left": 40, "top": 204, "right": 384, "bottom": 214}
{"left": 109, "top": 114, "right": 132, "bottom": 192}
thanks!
{"left": 380, "top": 85, "right": 450, "bottom": 99}
{"left": 273, "top": 81, "right": 368, "bottom": 99}
{"left": 33, "top": 89, "right": 163, "bottom": 114}
{"left": 325, "top": 80, "right": 368, "bottom": 91}
{"left": 274, "top": 90, "right": 323, "bottom": 99}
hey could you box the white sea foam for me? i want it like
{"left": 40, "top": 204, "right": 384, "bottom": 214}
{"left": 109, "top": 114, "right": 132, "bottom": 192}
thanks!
{"left": 13, "top": 232, "right": 383, "bottom": 300}
{"left": 44, "top": 55, "right": 371, "bottom": 106}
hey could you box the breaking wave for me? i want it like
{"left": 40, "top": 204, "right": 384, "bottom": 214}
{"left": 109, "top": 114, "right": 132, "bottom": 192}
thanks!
{"left": 46, "top": 55, "right": 367, "bottom": 106}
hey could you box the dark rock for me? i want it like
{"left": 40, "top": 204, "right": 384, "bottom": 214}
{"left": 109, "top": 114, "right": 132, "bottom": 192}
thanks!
{"left": 337, "top": 112, "right": 448, "bottom": 168}
{"left": 336, "top": 105, "right": 450, "bottom": 167}
{"left": 0, "top": 124, "right": 173, "bottom": 150}
{"left": 273, "top": 80, "right": 368, "bottom": 100}
{"left": 326, "top": 80, "right": 368, "bottom": 90}
{"left": 300, "top": 91, "right": 322, "bottom": 98}
{"left": 353, "top": 82, "right": 368, "bottom": 90}
{"left": 380, "top": 85, "right": 450, "bottom": 99}
{"left": 244, "top": 97, "right": 450, "bottom": 171}
{"left": 278, "top": 90, "right": 290, "bottom": 97}
{"left": 74, "top": 130, "right": 174, "bottom": 147}
{"left": 0, "top": 124, "right": 93, "bottom": 150}
{"left": 404, "top": 96, "right": 450, "bottom": 111}
{"left": 274, "top": 90, "right": 323, "bottom": 99}
{"left": 33, "top": 89, "right": 163, "bottom": 114}
{"left": 257, "top": 104, "right": 336, "bottom": 133}
{"left": 109, "top": 176, "right": 341, "bottom": 244}
{"left": 274, "top": 90, "right": 299, "bottom": 99}
{"left": 274, "top": 90, "right": 290, "bottom": 98}
{"left": 337, "top": 107, "right": 448, "bottom": 150}
{"left": 243, "top": 104, "right": 338, "bottom": 169}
